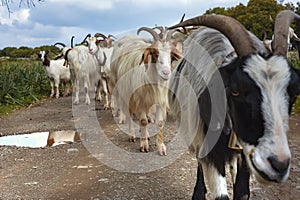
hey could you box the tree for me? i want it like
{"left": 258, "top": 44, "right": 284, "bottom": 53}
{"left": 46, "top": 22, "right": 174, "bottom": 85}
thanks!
{"left": 203, "top": 0, "right": 290, "bottom": 40}
{"left": 1, "top": 0, "right": 43, "bottom": 13}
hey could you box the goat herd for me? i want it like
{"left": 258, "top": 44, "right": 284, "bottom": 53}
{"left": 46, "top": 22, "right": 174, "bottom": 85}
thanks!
{"left": 38, "top": 10, "right": 300, "bottom": 200}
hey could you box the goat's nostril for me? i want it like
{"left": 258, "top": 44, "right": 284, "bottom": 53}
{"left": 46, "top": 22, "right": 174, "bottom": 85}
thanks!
{"left": 267, "top": 156, "right": 290, "bottom": 174}
{"left": 162, "top": 68, "right": 170, "bottom": 75}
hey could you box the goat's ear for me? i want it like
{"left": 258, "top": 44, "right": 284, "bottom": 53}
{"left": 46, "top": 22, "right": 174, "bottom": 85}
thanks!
{"left": 140, "top": 48, "right": 151, "bottom": 69}
{"left": 96, "top": 39, "right": 102, "bottom": 46}
{"left": 199, "top": 71, "right": 231, "bottom": 135}
{"left": 199, "top": 88, "right": 231, "bottom": 135}
{"left": 171, "top": 47, "right": 182, "bottom": 61}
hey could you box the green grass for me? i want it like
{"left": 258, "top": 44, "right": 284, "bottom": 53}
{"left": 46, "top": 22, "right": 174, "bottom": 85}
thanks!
{"left": 0, "top": 59, "right": 50, "bottom": 116}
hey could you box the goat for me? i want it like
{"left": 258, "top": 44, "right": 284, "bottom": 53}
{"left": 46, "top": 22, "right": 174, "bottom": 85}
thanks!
{"left": 81, "top": 33, "right": 114, "bottom": 110}
{"left": 54, "top": 40, "right": 100, "bottom": 105}
{"left": 109, "top": 27, "right": 181, "bottom": 155}
{"left": 168, "top": 10, "right": 300, "bottom": 199}
{"left": 38, "top": 50, "right": 71, "bottom": 98}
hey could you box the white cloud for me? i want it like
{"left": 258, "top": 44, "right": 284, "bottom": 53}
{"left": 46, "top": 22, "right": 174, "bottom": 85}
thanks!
{"left": 128, "top": 0, "right": 191, "bottom": 6}
{"left": 49, "top": 0, "right": 113, "bottom": 10}
{"left": 0, "top": 8, "right": 30, "bottom": 26}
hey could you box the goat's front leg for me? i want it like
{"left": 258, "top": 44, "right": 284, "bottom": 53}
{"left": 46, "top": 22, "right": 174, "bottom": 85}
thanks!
{"left": 128, "top": 114, "right": 135, "bottom": 142}
{"left": 118, "top": 109, "right": 126, "bottom": 124}
{"left": 63, "top": 81, "right": 71, "bottom": 97}
{"left": 139, "top": 112, "right": 149, "bottom": 153}
{"left": 54, "top": 79, "right": 60, "bottom": 99}
{"left": 50, "top": 81, "right": 55, "bottom": 98}
{"left": 192, "top": 162, "right": 207, "bottom": 200}
{"left": 84, "top": 76, "right": 90, "bottom": 105}
{"left": 233, "top": 153, "right": 250, "bottom": 200}
{"left": 102, "top": 79, "right": 109, "bottom": 110}
{"left": 74, "top": 78, "right": 80, "bottom": 105}
{"left": 155, "top": 105, "right": 167, "bottom": 155}
{"left": 95, "top": 79, "right": 102, "bottom": 102}
{"left": 201, "top": 161, "right": 230, "bottom": 200}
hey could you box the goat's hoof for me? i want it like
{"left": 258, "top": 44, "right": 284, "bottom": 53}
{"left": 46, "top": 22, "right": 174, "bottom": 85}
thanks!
{"left": 140, "top": 146, "right": 149, "bottom": 153}
{"left": 129, "top": 136, "right": 135, "bottom": 142}
{"left": 118, "top": 119, "right": 125, "bottom": 124}
{"left": 158, "top": 144, "right": 167, "bottom": 156}
{"left": 74, "top": 100, "right": 79, "bottom": 105}
{"left": 104, "top": 105, "right": 109, "bottom": 110}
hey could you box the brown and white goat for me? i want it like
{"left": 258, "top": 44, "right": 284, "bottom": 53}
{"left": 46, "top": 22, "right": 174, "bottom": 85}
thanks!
{"left": 109, "top": 27, "right": 181, "bottom": 155}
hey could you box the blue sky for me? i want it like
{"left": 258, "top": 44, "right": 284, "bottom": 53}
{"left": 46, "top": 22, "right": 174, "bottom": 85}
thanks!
{"left": 0, "top": 0, "right": 297, "bottom": 49}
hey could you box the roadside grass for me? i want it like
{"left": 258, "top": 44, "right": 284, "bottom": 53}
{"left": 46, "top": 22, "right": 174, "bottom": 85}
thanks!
{"left": 0, "top": 59, "right": 50, "bottom": 116}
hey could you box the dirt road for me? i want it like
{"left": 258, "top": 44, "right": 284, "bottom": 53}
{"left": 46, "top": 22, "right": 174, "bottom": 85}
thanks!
{"left": 0, "top": 96, "right": 299, "bottom": 199}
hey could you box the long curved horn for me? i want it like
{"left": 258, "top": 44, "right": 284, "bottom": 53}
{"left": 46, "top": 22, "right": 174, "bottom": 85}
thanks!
{"left": 272, "top": 10, "right": 300, "bottom": 56}
{"left": 166, "top": 29, "right": 179, "bottom": 41}
{"left": 70, "top": 36, "right": 75, "bottom": 48}
{"left": 153, "top": 26, "right": 165, "bottom": 33}
{"left": 94, "top": 33, "right": 107, "bottom": 39}
{"left": 153, "top": 26, "right": 165, "bottom": 39}
{"left": 137, "top": 27, "right": 160, "bottom": 41}
{"left": 108, "top": 34, "right": 117, "bottom": 39}
{"left": 80, "top": 34, "right": 91, "bottom": 45}
{"left": 54, "top": 42, "right": 66, "bottom": 47}
{"left": 168, "top": 14, "right": 257, "bottom": 57}
{"left": 179, "top": 13, "right": 188, "bottom": 35}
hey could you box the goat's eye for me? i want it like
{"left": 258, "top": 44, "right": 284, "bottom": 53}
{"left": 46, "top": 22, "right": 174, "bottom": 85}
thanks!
{"left": 231, "top": 90, "right": 240, "bottom": 97}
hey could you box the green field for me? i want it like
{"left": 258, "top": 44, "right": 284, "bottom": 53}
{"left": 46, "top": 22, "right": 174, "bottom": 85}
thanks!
{"left": 0, "top": 59, "right": 50, "bottom": 116}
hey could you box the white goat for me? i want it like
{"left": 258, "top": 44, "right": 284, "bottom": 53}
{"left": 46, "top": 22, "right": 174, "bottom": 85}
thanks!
{"left": 109, "top": 27, "right": 181, "bottom": 155}
{"left": 54, "top": 41, "right": 100, "bottom": 105}
{"left": 81, "top": 33, "right": 115, "bottom": 110}
{"left": 38, "top": 50, "right": 71, "bottom": 98}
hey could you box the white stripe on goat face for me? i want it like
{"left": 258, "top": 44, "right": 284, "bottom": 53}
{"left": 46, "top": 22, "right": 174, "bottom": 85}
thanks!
{"left": 39, "top": 51, "right": 46, "bottom": 61}
{"left": 242, "top": 55, "right": 291, "bottom": 183}
{"left": 156, "top": 42, "right": 172, "bottom": 81}
{"left": 87, "top": 37, "right": 98, "bottom": 55}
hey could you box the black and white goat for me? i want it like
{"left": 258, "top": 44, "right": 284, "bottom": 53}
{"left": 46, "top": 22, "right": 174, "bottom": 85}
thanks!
{"left": 38, "top": 50, "right": 71, "bottom": 98}
{"left": 169, "top": 10, "right": 300, "bottom": 199}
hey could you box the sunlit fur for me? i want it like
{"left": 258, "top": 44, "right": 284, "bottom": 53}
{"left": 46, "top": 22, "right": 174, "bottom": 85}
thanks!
{"left": 109, "top": 35, "right": 173, "bottom": 155}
